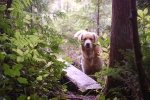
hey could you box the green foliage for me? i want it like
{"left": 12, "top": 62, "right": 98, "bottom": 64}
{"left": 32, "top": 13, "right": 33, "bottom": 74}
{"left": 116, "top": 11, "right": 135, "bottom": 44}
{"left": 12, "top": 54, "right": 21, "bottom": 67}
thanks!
{"left": 138, "top": 8, "right": 150, "bottom": 80}
{"left": 99, "top": 33, "right": 110, "bottom": 66}
{"left": 0, "top": 1, "right": 66, "bottom": 99}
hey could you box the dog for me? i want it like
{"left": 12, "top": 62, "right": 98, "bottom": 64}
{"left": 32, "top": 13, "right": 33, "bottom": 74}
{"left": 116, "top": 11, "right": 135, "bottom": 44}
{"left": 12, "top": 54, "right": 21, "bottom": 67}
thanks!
{"left": 74, "top": 30, "right": 103, "bottom": 75}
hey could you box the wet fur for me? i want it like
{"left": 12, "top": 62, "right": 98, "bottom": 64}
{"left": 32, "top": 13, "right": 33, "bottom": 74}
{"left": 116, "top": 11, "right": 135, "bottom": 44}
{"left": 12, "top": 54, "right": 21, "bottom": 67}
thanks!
{"left": 74, "top": 30, "right": 103, "bottom": 75}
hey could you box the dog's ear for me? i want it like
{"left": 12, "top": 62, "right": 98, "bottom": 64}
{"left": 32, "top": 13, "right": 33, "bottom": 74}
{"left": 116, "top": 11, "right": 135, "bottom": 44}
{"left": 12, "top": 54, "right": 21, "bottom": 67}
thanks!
{"left": 74, "top": 30, "right": 86, "bottom": 41}
{"left": 92, "top": 32, "right": 99, "bottom": 43}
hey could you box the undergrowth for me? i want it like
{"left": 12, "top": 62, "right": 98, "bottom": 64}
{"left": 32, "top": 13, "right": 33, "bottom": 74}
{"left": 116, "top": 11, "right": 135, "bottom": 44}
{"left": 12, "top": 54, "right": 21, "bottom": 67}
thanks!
{"left": 0, "top": 1, "right": 66, "bottom": 99}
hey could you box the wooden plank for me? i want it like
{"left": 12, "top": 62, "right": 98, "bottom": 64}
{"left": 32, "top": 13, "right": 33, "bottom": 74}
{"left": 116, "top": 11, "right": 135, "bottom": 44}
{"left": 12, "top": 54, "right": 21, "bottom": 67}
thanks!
{"left": 62, "top": 62, "right": 102, "bottom": 92}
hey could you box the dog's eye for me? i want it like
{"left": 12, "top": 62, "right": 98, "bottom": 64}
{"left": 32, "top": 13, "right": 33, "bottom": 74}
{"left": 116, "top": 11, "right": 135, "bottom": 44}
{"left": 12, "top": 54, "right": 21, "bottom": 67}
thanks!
{"left": 83, "top": 38, "right": 86, "bottom": 41}
{"left": 89, "top": 38, "right": 93, "bottom": 40}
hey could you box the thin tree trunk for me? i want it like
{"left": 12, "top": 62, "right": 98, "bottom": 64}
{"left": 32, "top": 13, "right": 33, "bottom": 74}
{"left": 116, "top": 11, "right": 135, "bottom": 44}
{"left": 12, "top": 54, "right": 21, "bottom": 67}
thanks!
{"left": 6, "top": 0, "right": 13, "bottom": 19}
{"left": 130, "top": 0, "right": 150, "bottom": 99}
{"left": 97, "top": 0, "right": 100, "bottom": 35}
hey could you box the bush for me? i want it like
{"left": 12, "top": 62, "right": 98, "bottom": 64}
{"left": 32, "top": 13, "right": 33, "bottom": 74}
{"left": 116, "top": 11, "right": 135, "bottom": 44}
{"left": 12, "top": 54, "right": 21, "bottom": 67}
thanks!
{"left": 0, "top": 1, "right": 65, "bottom": 99}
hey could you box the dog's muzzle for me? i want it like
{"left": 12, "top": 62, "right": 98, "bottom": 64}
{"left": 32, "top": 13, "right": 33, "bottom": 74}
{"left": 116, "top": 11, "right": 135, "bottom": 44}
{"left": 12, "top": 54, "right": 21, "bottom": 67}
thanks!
{"left": 86, "top": 43, "right": 90, "bottom": 48}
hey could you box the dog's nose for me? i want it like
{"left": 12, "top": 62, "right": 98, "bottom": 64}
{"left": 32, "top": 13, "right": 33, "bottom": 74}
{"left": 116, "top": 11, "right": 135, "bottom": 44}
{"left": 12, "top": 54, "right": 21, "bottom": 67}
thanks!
{"left": 86, "top": 43, "right": 90, "bottom": 48}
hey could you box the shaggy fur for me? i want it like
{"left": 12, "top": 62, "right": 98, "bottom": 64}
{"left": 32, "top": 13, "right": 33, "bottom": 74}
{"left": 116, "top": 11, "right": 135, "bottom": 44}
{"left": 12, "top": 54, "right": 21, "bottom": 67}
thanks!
{"left": 74, "top": 30, "right": 103, "bottom": 75}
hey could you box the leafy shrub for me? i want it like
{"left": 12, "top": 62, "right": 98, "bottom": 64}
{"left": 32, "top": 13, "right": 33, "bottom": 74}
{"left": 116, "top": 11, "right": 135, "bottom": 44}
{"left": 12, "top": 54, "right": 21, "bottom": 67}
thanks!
{"left": 138, "top": 8, "right": 150, "bottom": 80}
{"left": 0, "top": 1, "right": 65, "bottom": 99}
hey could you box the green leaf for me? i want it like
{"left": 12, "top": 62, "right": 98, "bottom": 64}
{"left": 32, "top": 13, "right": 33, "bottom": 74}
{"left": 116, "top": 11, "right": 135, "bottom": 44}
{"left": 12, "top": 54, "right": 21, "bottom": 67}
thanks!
{"left": 0, "top": 34, "right": 8, "bottom": 42}
{"left": 8, "top": 8, "right": 14, "bottom": 11}
{"left": 16, "top": 19, "right": 23, "bottom": 27}
{"left": 23, "top": 19, "right": 30, "bottom": 24}
{"left": 102, "top": 33, "right": 107, "bottom": 39}
{"left": 4, "top": 69, "right": 16, "bottom": 77}
{"left": 22, "top": 0, "right": 28, "bottom": 7}
{"left": 146, "top": 24, "right": 150, "bottom": 28}
{"left": 15, "top": 70, "right": 21, "bottom": 77}
{"left": 52, "top": 98, "right": 58, "bottom": 100}
{"left": 102, "top": 47, "right": 108, "bottom": 52}
{"left": 98, "top": 38, "right": 105, "bottom": 45}
{"left": 0, "top": 53, "right": 5, "bottom": 61}
{"left": 0, "top": 5, "right": 6, "bottom": 11}
{"left": 143, "top": 8, "right": 148, "bottom": 15}
{"left": 36, "top": 76, "right": 43, "bottom": 81}
{"left": 16, "top": 49, "right": 23, "bottom": 56}
{"left": 43, "top": 74, "right": 49, "bottom": 78}
{"left": 14, "top": 31, "right": 21, "bottom": 38}
{"left": 17, "top": 94, "right": 26, "bottom": 100}
{"left": 17, "top": 56, "right": 24, "bottom": 63}
{"left": 138, "top": 10, "right": 143, "bottom": 18}
{"left": 17, "top": 77, "right": 28, "bottom": 84}
{"left": 25, "top": 15, "right": 31, "bottom": 20}
{"left": 12, "top": 64, "right": 23, "bottom": 71}
{"left": 3, "top": 64, "right": 10, "bottom": 70}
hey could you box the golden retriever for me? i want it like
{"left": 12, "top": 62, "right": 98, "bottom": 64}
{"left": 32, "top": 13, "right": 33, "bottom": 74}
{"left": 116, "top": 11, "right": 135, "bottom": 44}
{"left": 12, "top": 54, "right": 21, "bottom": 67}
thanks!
{"left": 74, "top": 30, "right": 103, "bottom": 75}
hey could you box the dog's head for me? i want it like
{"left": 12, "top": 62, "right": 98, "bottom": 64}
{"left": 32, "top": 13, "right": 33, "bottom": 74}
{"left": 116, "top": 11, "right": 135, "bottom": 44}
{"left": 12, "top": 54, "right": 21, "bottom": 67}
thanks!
{"left": 74, "top": 30, "right": 99, "bottom": 49}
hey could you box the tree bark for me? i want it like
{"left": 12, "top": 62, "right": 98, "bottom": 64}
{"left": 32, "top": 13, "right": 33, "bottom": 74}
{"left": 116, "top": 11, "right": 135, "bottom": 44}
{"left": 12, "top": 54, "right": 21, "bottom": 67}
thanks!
{"left": 104, "top": 0, "right": 133, "bottom": 98}
{"left": 96, "top": 0, "right": 100, "bottom": 35}
{"left": 130, "top": 0, "right": 150, "bottom": 100}
{"left": 6, "top": 0, "right": 13, "bottom": 19}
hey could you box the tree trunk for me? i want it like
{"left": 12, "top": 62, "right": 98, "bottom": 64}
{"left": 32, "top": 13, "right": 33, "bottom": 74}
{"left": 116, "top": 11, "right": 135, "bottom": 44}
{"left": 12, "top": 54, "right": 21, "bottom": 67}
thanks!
{"left": 96, "top": 0, "right": 100, "bottom": 35}
{"left": 130, "top": 0, "right": 150, "bottom": 99}
{"left": 104, "top": 0, "right": 133, "bottom": 98}
{"left": 6, "top": 0, "right": 13, "bottom": 19}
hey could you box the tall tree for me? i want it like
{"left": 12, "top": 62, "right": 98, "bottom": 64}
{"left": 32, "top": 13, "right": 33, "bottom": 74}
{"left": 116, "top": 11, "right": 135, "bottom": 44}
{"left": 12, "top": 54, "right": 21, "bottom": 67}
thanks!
{"left": 104, "top": 0, "right": 150, "bottom": 99}
{"left": 104, "top": 0, "right": 133, "bottom": 99}
{"left": 96, "top": 0, "right": 100, "bottom": 35}
{"left": 130, "top": 0, "right": 150, "bottom": 99}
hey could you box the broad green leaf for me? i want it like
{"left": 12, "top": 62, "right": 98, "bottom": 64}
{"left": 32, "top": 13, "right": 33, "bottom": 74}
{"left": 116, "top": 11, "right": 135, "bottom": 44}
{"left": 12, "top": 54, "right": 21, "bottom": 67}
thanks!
{"left": 24, "top": 49, "right": 29, "bottom": 55}
{"left": 138, "top": 10, "right": 143, "bottom": 18}
{"left": 16, "top": 20, "right": 23, "bottom": 27}
{"left": 15, "top": 70, "right": 21, "bottom": 77}
{"left": 25, "top": 15, "right": 31, "bottom": 20}
{"left": 17, "top": 77, "right": 28, "bottom": 84}
{"left": 0, "top": 53, "right": 5, "bottom": 61}
{"left": 146, "top": 15, "right": 150, "bottom": 21}
{"left": 102, "top": 47, "right": 108, "bottom": 52}
{"left": 29, "top": 43, "right": 34, "bottom": 48}
{"left": 146, "top": 24, "right": 150, "bottom": 28}
{"left": 17, "top": 49, "right": 23, "bottom": 56}
{"left": 23, "top": 19, "right": 30, "bottom": 24}
{"left": 12, "top": 64, "right": 23, "bottom": 71}
{"left": 106, "top": 38, "right": 110, "bottom": 44}
{"left": 0, "top": 5, "right": 6, "bottom": 11}
{"left": 36, "top": 76, "right": 43, "bottom": 81}
{"left": 43, "top": 74, "right": 49, "bottom": 78}
{"left": 102, "top": 33, "right": 107, "bottom": 39}
{"left": 0, "top": 34, "right": 8, "bottom": 42}
{"left": 98, "top": 38, "right": 105, "bottom": 45}
{"left": 3, "top": 64, "right": 10, "bottom": 70}
{"left": 14, "top": 31, "right": 20, "bottom": 38}
{"left": 143, "top": 8, "right": 148, "bottom": 15}
{"left": 4, "top": 69, "right": 16, "bottom": 77}
{"left": 17, "top": 56, "right": 24, "bottom": 63}
{"left": 22, "top": 0, "right": 28, "bottom": 7}
{"left": 7, "top": 8, "right": 14, "bottom": 11}
{"left": 52, "top": 98, "right": 58, "bottom": 100}
{"left": 17, "top": 94, "right": 26, "bottom": 100}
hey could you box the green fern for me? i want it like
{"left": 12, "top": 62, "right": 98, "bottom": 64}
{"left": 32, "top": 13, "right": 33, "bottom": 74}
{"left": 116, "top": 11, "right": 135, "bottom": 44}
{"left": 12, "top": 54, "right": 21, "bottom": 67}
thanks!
{"left": 10, "top": 0, "right": 32, "bottom": 18}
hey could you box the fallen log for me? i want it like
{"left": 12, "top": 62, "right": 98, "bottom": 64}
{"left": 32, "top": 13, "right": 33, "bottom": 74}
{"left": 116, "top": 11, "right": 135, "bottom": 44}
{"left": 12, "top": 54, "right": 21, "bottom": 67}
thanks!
{"left": 61, "top": 60, "right": 102, "bottom": 92}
